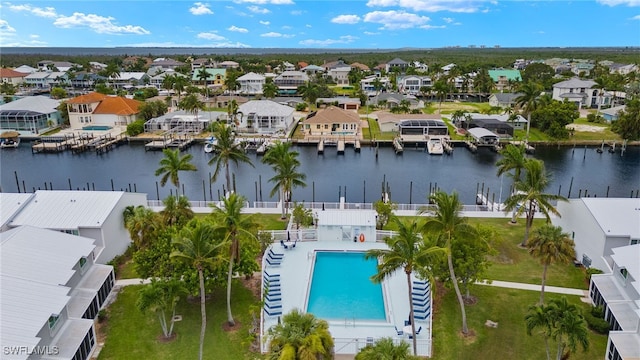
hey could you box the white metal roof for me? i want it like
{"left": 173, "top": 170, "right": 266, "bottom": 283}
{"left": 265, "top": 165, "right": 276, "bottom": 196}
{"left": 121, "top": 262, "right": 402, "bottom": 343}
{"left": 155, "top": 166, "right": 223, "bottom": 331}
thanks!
{"left": 1, "top": 226, "right": 95, "bottom": 285}
{"left": 611, "top": 245, "right": 640, "bottom": 295}
{"left": 317, "top": 209, "right": 377, "bottom": 227}
{"left": 467, "top": 127, "right": 499, "bottom": 140}
{"left": 9, "top": 190, "right": 125, "bottom": 229}
{"left": 0, "top": 95, "right": 61, "bottom": 114}
{"left": 237, "top": 72, "right": 265, "bottom": 80}
{"left": 582, "top": 198, "right": 640, "bottom": 239}
{"left": 0, "top": 193, "right": 33, "bottom": 228}
{"left": 239, "top": 100, "right": 294, "bottom": 117}
{"left": 0, "top": 274, "right": 71, "bottom": 359}
{"left": 553, "top": 78, "right": 596, "bottom": 89}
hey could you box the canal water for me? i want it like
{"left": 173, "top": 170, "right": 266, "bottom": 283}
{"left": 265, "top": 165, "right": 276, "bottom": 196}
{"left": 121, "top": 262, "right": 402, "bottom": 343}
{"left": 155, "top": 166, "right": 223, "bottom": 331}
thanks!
{"left": 1, "top": 142, "right": 638, "bottom": 205}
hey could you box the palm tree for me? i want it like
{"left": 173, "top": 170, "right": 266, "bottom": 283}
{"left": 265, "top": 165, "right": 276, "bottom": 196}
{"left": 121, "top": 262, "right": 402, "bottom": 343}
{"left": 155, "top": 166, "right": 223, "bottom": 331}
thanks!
{"left": 372, "top": 77, "right": 384, "bottom": 96}
{"left": 528, "top": 224, "right": 575, "bottom": 304}
{"left": 365, "top": 217, "right": 445, "bottom": 355}
{"left": 525, "top": 303, "right": 553, "bottom": 360}
{"left": 161, "top": 194, "right": 194, "bottom": 228}
{"left": 262, "top": 79, "right": 279, "bottom": 99}
{"left": 503, "top": 159, "right": 566, "bottom": 247}
{"left": 267, "top": 309, "right": 334, "bottom": 360}
{"left": 155, "top": 148, "right": 197, "bottom": 195}
{"left": 226, "top": 99, "right": 242, "bottom": 126}
{"left": 495, "top": 143, "right": 528, "bottom": 216}
{"left": 197, "top": 66, "right": 210, "bottom": 99}
{"left": 549, "top": 297, "right": 590, "bottom": 360}
{"left": 123, "top": 205, "right": 158, "bottom": 250}
{"left": 356, "top": 337, "right": 418, "bottom": 360}
{"left": 209, "top": 193, "right": 257, "bottom": 327}
{"left": 593, "top": 77, "right": 608, "bottom": 116}
{"left": 432, "top": 80, "right": 450, "bottom": 114}
{"left": 173, "top": 75, "right": 189, "bottom": 103}
{"left": 207, "top": 122, "right": 254, "bottom": 194}
{"left": 421, "top": 191, "right": 478, "bottom": 336}
{"left": 263, "top": 141, "right": 307, "bottom": 219}
{"left": 514, "top": 82, "right": 542, "bottom": 141}
{"left": 136, "top": 278, "right": 187, "bottom": 339}
{"left": 178, "top": 93, "right": 205, "bottom": 118}
{"left": 171, "top": 220, "right": 226, "bottom": 360}
{"left": 298, "top": 81, "right": 319, "bottom": 107}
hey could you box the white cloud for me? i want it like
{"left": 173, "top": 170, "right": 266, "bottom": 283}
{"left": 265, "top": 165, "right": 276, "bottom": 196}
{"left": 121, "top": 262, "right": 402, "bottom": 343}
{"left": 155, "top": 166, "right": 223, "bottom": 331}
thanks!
{"left": 306, "top": 24, "right": 312, "bottom": 28}
{"left": 7, "top": 4, "right": 58, "bottom": 18}
{"left": 331, "top": 14, "right": 361, "bottom": 24}
{"left": 125, "top": 41, "right": 251, "bottom": 48}
{"left": 259, "top": 20, "right": 270, "bottom": 25}
{"left": 282, "top": 25, "right": 292, "bottom": 29}
{"left": 632, "top": 14, "right": 640, "bottom": 19}
{"left": 228, "top": 25, "right": 249, "bottom": 32}
{"left": 260, "top": 31, "right": 294, "bottom": 38}
{"left": 442, "top": 17, "right": 454, "bottom": 23}
{"left": 197, "top": 31, "right": 226, "bottom": 40}
{"left": 248, "top": 5, "right": 270, "bottom": 13}
{"left": 596, "top": 0, "right": 640, "bottom": 6}
{"left": 189, "top": 2, "right": 214, "bottom": 15}
{"left": 299, "top": 35, "right": 358, "bottom": 47}
{"left": 366, "top": 0, "right": 482, "bottom": 13}
{"left": 290, "top": 10, "right": 303, "bottom": 15}
{"left": 29, "top": 34, "right": 39, "bottom": 39}
{"left": 0, "top": 19, "right": 16, "bottom": 33}
{"left": 419, "top": 24, "right": 445, "bottom": 29}
{"left": 53, "top": 13, "right": 150, "bottom": 34}
{"left": 233, "top": 0, "right": 294, "bottom": 4}
{"left": 363, "top": 10, "right": 431, "bottom": 29}
{"left": 364, "top": 31, "right": 380, "bottom": 35}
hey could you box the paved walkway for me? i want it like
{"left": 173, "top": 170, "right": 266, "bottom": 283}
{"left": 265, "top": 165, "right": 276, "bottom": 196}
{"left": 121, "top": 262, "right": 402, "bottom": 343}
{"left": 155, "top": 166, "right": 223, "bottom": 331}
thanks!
{"left": 476, "top": 279, "right": 588, "bottom": 297}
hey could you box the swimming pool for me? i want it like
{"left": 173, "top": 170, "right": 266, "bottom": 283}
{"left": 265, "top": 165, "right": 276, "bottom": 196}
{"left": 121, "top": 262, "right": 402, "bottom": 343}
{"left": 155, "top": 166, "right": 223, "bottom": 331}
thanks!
{"left": 82, "top": 125, "right": 112, "bottom": 131}
{"left": 306, "top": 251, "right": 386, "bottom": 321}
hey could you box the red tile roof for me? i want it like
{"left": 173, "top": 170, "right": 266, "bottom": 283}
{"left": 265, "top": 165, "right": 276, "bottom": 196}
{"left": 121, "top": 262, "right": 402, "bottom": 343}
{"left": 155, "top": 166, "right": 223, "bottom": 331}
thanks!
{"left": 0, "top": 68, "right": 29, "bottom": 78}
{"left": 67, "top": 92, "right": 108, "bottom": 104}
{"left": 93, "top": 97, "right": 141, "bottom": 115}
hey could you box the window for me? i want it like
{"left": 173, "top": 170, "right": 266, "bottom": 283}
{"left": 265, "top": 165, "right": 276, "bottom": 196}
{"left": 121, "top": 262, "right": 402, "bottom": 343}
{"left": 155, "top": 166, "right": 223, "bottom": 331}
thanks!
{"left": 324, "top": 124, "right": 328, "bottom": 129}
{"left": 48, "top": 314, "right": 60, "bottom": 332}
{"left": 631, "top": 239, "right": 639, "bottom": 245}
{"left": 79, "top": 256, "right": 88, "bottom": 274}
{"left": 619, "top": 267, "right": 628, "bottom": 279}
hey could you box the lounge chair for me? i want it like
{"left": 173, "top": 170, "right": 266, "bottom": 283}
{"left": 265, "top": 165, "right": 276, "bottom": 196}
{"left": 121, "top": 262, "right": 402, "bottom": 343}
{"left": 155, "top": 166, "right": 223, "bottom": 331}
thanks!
{"left": 268, "top": 249, "right": 285, "bottom": 258}
{"left": 291, "top": 241, "right": 296, "bottom": 249}
{"left": 264, "top": 301, "right": 282, "bottom": 310}
{"left": 412, "top": 298, "right": 430, "bottom": 307}
{"left": 413, "top": 282, "right": 430, "bottom": 291}
{"left": 264, "top": 308, "right": 282, "bottom": 317}
{"left": 416, "top": 326, "right": 422, "bottom": 335}
{"left": 263, "top": 270, "right": 280, "bottom": 279}
{"left": 280, "top": 240, "right": 287, "bottom": 248}
{"left": 263, "top": 277, "right": 280, "bottom": 285}
{"left": 267, "top": 253, "right": 284, "bottom": 262}
{"left": 413, "top": 279, "right": 428, "bottom": 286}
{"left": 264, "top": 284, "right": 281, "bottom": 293}
{"left": 265, "top": 293, "right": 282, "bottom": 302}
{"left": 414, "top": 311, "right": 430, "bottom": 320}
{"left": 394, "top": 325, "right": 403, "bottom": 336}
{"left": 265, "top": 258, "right": 282, "bottom": 267}
{"left": 404, "top": 319, "right": 411, "bottom": 326}
{"left": 414, "top": 305, "right": 431, "bottom": 314}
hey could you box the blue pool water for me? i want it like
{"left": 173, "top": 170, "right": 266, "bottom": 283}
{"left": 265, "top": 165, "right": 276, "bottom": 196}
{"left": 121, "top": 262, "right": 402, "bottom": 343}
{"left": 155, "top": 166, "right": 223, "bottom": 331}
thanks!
{"left": 82, "top": 125, "right": 112, "bottom": 131}
{"left": 307, "top": 251, "right": 385, "bottom": 321}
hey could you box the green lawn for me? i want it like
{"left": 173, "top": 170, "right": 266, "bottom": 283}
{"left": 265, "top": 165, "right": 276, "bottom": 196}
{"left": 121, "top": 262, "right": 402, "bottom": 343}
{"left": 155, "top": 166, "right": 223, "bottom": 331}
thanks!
{"left": 98, "top": 282, "right": 263, "bottom": 360}
{"left": 432, "top": 285, "right": 608, "bottom": 360}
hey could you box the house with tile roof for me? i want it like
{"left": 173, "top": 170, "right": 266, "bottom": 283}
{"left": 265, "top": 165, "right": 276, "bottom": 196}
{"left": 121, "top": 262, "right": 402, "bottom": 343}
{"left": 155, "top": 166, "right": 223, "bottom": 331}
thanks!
{"left": 0, "top": 68, "right": 29, "bottom": 86}
{"left": 0, "top": 96, "right": 62, "bottom": 134}
{"left": 552, "top": 78, "right": 598, "bottom": 109}
{"left": 302, "top": 106, "right": 361, "bottom": 137}
{"left": 1, "top": 225, "right": 116, "bottom": 360}
{"left": 66, "top": 92, "right": 142, "bottom": 129}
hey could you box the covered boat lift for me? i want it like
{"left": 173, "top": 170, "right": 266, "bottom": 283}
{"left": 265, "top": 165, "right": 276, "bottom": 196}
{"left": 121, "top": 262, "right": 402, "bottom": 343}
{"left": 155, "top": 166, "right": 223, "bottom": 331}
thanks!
{"left": 467, "top": 127, "right": 500, "bottom": 145}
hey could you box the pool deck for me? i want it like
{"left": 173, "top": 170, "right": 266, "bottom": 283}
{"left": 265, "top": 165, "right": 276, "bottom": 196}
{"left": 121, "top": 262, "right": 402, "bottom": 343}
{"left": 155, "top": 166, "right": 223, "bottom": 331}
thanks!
{"left": 260, "top": 239, "right": 432, "bottom": 356}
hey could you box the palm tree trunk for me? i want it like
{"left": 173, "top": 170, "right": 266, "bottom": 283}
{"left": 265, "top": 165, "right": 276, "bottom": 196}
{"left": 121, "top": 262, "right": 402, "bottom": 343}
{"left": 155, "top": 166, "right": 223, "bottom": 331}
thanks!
{"left": 225, "top": 164, "right": 231, "bottom": 196}
{"left": 544, "top": 336, "right": 551, "bottom": 360}
{"left": 449, "top": 252, "right": 468, "bottom": 335}
{"left": 198, "top": 269, "right": 206, "bottom": 360}
{"left": 521, "top": 208, "right": 534, "bottom": 247}
{"left": 540, "top": 264, "right": 548, "bottom": 304}
{"left": 280, "top": 186, "right": 286, "bottom": 219}
{"left": 556, "top": 341, "right": 564, "bottom": 360}
{"left": 406, "top": 272, "right": 417, "bottom": 356}
{"left": 226, "top": 253, "right": 236, "bottom": 327}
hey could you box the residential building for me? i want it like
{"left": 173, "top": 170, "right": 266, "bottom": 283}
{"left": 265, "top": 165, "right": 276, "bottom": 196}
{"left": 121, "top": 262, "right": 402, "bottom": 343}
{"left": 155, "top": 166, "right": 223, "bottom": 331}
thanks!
{"left": 191, "top": 58, "right": 213, "bottom": 71}
{"left": 69, "top": 73, "right": 105, "bottom": 90}
{"left": 327, "top": 65, "right": 351, "bottom": 86}
{"left": 369, "top": 93, "right": 422, "bottom": 110}
{"left": 13, "top": 65, "right": 37, "bottom": 74}
{"left": 316, "top": 210, "right": 377, "bottom": 242}
{"left": 300, "top": 65, "right": 324, "bottom": 75}
{"left": 208, "top": 95, "right": 249, "bottom": 109}
{"left": 376, "top": 112, "right": 442, "bottom": 133}
{"left": 274, "top": 71, "right": 309, "bottom": 95}
{"left": 488, "top": 69, "right": 522, "bottom": 91}
{"left": 281, "top": 61, "right": 296, "bottom": 71}
{"left": 218, "top": 60, "right": 239, "bottom": 69}
{"left": 553, "top": 198, "right": 639, "bottom": 272}
{"left": 350, "top": 62, "right": 370, "bottom": 72}
{"left": 488, "top": 93, "right": 522, "bottom": 108}
{"left": 441, "top": 63, "right": 456, "bottom": 75}
{"left": 0, "top": 96, "right": 62, "bottom": 134}
{"left": 4, "top": 190, "right": 147, "bottom": 264}
{"left": 66, "top": 92, "right": 142, "bottom": 129}
{"left": 360, "top": 75, "right": 390, "bottom": 95}
{"left": 552, "top": 78, "right": 598, "bottom": 109}
{"left": 144, "top": 110, "right": 224, "bottom": 134}
{"left": 396, "top": 117, "right": 449, "bottom": 139}
{"left": 237, "top": 100, "right": 296, "bottom": 134}
{"left": 302, "top": 106, "right": 360, "bottom": 137}
{"left": 466, "top": 112, "right": 527, "bottom": 130}
{"left": 0, "top": 68, "right": 28, "bottom": 86}
{"left": 398, "top": 75, "right": 432, "bottom": 95}
{"left": 609, "top": 63, "right": 638, "bottom": 75}
{"left": 237, "top": 72, "right": 266, "bottom": 95}
{"left": 412, "top": 61, "right": 429, "bottom": 72}
{"left": 191, "top": 68, "right": 226, "bottom": 86}
{"left": 385, "top": 58, "right": 409, "bottom": 73}
{"left": 24, "top": 72, "right": 68, "bottom": 89}
{"left": 1, "top": 225, "right": 116, "bottom": 360}
{"left": 37, "top": 60, "right": 76, "bottom": 72}
{"left": 601, "top": 105, "right": 626, "bottom": 122}
{"left": 107, "top": 72, "right": 149, "bottom": 90}
{"left": 316, "top": 97, "right": 361, "bottom": 111}
{"left": 151, "top": 57, "right": 185, "bottom": 70}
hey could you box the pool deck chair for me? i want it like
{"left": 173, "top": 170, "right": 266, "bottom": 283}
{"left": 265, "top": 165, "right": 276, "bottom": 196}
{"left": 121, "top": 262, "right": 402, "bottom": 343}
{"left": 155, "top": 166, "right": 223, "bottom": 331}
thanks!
{"left": 264, "top": 301, "right": 282, "bottom": 310}
{"left": 413, "top": 282, "right": 430, "bottom": 291}
{"left": 264, "top": 284, "right": 281, "bottom": 293}
{"left": 268, "top": 249, "right": 284, "bottom": 259}
{"left": 263, "top": 277, "right": 280, "bottom": 286}
{"left": 265, "top": 257, "right": 282, "bottom": 267}
{"left": 263, "top": 270, "right": 280, "bottom": 279}
{"left": 264, "top": 308, "right": 282, "bottom": 317}
{"left": 265, "top": 293, "right": 282, "bottom": 302}
{"left": 414, "top": 311, "right": 431, "bottom": 320}
{"left": 267, "top": 253, "right": 284, "bottom": 262}
{"left": 395, "top": 326, "right": 404, "bottom": 336}
{"left": 414, "top": 305, "right": 431, "bottom": 314}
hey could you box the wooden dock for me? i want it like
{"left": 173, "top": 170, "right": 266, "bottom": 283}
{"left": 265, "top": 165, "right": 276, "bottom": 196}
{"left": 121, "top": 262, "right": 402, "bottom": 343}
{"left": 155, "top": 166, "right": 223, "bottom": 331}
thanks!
{"left": 393, "top": 137, "right": 403, "bottom": 154}
{"left": 32, "top": 140, "right": 66, "bottom": 153}
{"left": 145, "top": 138, "right": 172, "bottom": 151}
{"left": 443, "top": 139, "right": 454, "bottom": 155}
{"left": 337, "top": 140, "right": 345, "bottom": 154}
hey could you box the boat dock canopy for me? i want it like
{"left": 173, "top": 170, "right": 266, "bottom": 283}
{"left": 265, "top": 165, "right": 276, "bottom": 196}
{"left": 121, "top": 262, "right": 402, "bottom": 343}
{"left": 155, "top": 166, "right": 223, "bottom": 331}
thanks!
{"left": 467, "top": 127, "right": 499, "bottom": 144}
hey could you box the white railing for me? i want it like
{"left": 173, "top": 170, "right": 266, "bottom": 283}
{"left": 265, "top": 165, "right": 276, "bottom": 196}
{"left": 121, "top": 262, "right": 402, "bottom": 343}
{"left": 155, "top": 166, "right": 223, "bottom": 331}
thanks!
{"left": 332, "top": 337, "right": 431, "bottom": 357}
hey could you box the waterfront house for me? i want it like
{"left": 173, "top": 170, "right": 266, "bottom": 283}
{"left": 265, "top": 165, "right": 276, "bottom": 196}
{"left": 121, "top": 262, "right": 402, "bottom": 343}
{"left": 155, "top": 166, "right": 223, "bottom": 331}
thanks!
{"left": 237, "top": 100, "right": 296, "bottom": 134}
{"left": 316, "top": 97, "right": 361, "bottom": 111}
{"left": 589, "top": 244, "right": 640, "bottom": 360}
{"left": 396, "top": 117, "right": 449, "bottom": 140}
{"left": 24, "top": 71, "right": 68, "bottom": 90}
{"left": 191, "top": 68, "right": 226, "bottom": 87}
{"left": 369, "top": 93, "right": 422, "bottom": 110}
{"left": 274, "top": 71, "right": 309, "bottom": 95}
{"left": 300, "top": 64, "right": 325, "bottom": 75}
{"left": 0, "top": 96, "right": 62, "bottom": 134}
{"left": 0, "top": 68, "right": 28, "bottom": 86}
{"left": 465, "top": 113, "right": 525, "bottom": 131}
{"left": 601, "top": 105, "right": 626, "bottom": 122}
{"left": 0, "top": 193, "right": 32, "bottom": 231}
{"left": 488, "top": 69, "right": 522, "bottom": 91}
{"left": 151, "top": 57, "right": 185, "bottom": 70}
{"left": 69, "top": 72, "right": 106, "bottom": 90}
{"left": 4, "top": 190, "right": 148, "bottom": 264}
{"left": 377, "top": 112, "right": 442, "bottom": 133}
{"left": 397, "top": 75, "right": 432, "bottom": 95}
{"left": 218, "top": 60, "right": 240, "bottom": 69}
{"left": 209, "top": 95, "right": 249, "bottom": 108}
{"left": 66, "top": 92, "right": 142, "bottom": 129}
{"left": 13, "top": 65, "right": 37, "bottom": 74}
{"left": 37, "top": 60, "right": 76, "bottom": 72}
{"left": 237, "top": 72, "right": 266, "bottom": 95}
{"left": 1, "top": 225, "right": 115, "bottom": 360}
{"left": 553, "top": 198, "right": 639, "bottom": 272}
{"left": 360, "top": 75, "right": 390, "bottom": 96}
{"left": 552, "top": 78, "right": 597, "bottom": 109}
{"left": 144, "top": 110, "right": 225, "bottom": 134}
{"left": 385, "top": 58, "right": 409, "bottom": 73}
{"left": 327, "top": 64, "right": 352, "bottom": 86}
{"left": 488, "top": 93, "right": 522, "bottom": 108}
{"left": 302, "top": 106, "right": 360, "bottom": 137}
{"left": 107, "top": 72, "right": 149, "bottom": 90}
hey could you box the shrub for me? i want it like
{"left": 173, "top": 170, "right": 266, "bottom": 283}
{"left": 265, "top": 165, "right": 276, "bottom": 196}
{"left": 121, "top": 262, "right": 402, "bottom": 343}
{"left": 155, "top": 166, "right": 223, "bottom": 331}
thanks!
{"left": 295, "top": 103, "right": 307, "bottom": 111}
{"left": 98, "top": 309, "right": 108, "bottom": 323}
{"left": 584, "top": 308, "right": 610, "bottom": 334}
{"left": 126, "top": 119, "right": 145, "bottom": 136}
{"left": 586, "top": 267, "right": 604, "bottom": 281}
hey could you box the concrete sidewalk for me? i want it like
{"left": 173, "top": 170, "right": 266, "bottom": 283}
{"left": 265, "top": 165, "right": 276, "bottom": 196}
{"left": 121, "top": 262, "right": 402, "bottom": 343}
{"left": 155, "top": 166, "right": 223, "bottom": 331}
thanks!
{"left": 476, "top": 279, "right": 588, "bottom": 297}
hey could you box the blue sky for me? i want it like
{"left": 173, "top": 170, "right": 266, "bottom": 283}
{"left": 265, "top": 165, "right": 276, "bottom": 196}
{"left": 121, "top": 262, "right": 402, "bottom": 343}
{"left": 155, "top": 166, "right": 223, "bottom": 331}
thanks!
{"left": 1, "top": 1, "right": 639, "bottom": 48}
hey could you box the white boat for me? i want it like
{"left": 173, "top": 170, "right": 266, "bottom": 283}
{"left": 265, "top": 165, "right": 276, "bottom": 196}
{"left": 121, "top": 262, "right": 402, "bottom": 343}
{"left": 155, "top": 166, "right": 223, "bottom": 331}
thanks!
{"left": 0, "top": 131, "right": 20, "bottom": 149}
{"left": 204, "top": 136, "right": 217, "bottom": 153}
{"left": 427, "top": 138, "right": 444, "bottom": 155}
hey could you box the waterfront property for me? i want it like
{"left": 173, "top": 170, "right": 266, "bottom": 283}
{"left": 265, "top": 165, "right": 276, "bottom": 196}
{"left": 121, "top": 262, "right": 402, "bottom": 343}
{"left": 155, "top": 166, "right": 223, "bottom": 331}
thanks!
{"left": 260, "top": 210, "right": 432, "bottom": 357}
{"left": 66, "top": 92, "right": 142, "bottom": 130}
{"left": 0, "top": 96, "right": 62, "bottom": 135}
{"left": 552, "top": 77, "right": 602, "bottom": 109}
{"left": 144, "top": 110, "right": 225, "bottom": 135}
{"left": 0, "top": 225, "right": 115, "bottom": 360}
{"left": 396, "top": 117, "right": 449, "bottom": 144}
{"left": 1, "top": 190, "right": 147, "bottom": 263}
{"left": 237, "top": 100, "right": 296, "bottom": 134}
{"left": 302, "top": 106, "right": 361, "bottom": 138}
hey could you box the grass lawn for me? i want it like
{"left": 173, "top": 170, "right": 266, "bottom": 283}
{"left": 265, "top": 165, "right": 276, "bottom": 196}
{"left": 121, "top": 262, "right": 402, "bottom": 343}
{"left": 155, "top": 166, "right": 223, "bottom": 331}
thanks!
{"left": 431, "top": 285, "right": 608, "bottom": 360}
{"left": 424, "top": 102, "right": 492, "bottom": 114}
{"left": 98, "top": 282, "right": 263, "bottom": 360}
